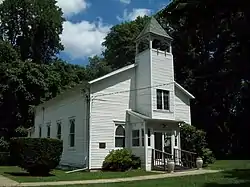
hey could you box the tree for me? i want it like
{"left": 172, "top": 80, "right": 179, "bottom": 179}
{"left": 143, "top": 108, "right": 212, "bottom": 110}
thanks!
{"left": 0, "top": 0, "right": 64, "bottom": 63}
{"left": 102, "top": 16, "right": 150, "bottom": 69}
{"left": 159, "top": 0, "right": 250, "bottom": 158}
{"left": 85, "top": 56, "right": 112, "bottom": 81}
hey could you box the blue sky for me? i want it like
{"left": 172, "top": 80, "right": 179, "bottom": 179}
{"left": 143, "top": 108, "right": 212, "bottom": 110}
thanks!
{"left": 56, "top": 0, "right": 169, "bottom": 65}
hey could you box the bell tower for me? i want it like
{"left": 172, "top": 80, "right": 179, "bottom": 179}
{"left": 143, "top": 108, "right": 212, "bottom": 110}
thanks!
{"left": 134, "top": 16, "right": 175, "bottom": 119}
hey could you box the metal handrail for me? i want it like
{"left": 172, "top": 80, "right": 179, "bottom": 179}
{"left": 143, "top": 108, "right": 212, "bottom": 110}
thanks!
{"left": 173, "top": 148, "right": 197, "bottom": 169}
{"left": 174, "top": 148, "right": 197, "bottom": 155}
{"left": 154, "top": 149, "right": 173, "bottom": 157}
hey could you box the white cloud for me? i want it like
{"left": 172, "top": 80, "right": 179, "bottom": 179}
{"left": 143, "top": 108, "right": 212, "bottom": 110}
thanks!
{"left": 61, "top": 19, "right": 111, "bottom": 59}
{"left": 117, "top": 8, "right": 152, "bottom": 22}
{"left": 0, "top": 0, "right": 4, "bottom": 3}
{"left": 119, "top": 0, "right": 131, "bottom": 4}
{"left": 56, "top": 0, "right": 90, "bottom": 17}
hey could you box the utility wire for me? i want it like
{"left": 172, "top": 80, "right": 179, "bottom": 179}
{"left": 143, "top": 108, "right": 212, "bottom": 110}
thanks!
{"left": 92, "top": 82, "right": 175, "bottom": 99}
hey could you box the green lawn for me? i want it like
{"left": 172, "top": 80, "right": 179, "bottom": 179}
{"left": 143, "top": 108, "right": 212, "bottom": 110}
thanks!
{"left": 1, "top": 160, "right": 250, "bottom": 187}
{"left": 45, "top": 169, "right": 250, "bottom": 187}
{"left": 32, "top": 160, "right": 250, "bottom": 187}
{"left": 207, "top": 160, "right": 250, "bottom": 170}
{"left": 0, "top": 166, "right": 157, "bottom": 183}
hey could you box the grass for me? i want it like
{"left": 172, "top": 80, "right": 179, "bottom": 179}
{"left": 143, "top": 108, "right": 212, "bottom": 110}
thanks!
{"left": 32, "top": 160, "right": 250, "bottom": 187}
{"left": 0, "top": 166, "right": 157, "bottom": 183}
{"left": 1, "top": 160, "right": 250, "bottom": 187}
{"left": 45, "top": 169, "right": 250, "bottom": 187}
{"left": 206, "top": 160, "right": 250, "bottom": 170}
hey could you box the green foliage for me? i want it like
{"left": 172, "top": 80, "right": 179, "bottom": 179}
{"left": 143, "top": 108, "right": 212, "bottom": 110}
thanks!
{"left": 85, "top": 56, "right": 112, "bottom": 80}
{"left": 159, "top": 1, "right": 250, "bottom": 158}
{"left": 0, "top": 137, "right": 9, "bottom": 152}
{"left": 10, "top": 138, "right": 63, "bottom": 175}
{"left": 102, "top": 16, "right": 150, "bottom": 69}
{"left": 0, "top": 0, "right": 64, "bottom": 63}
{"left": 14, "top": 127, "right": 28, "bottom": 137}
{"left": 102, "top": 149, "right": 141, "bottom": 171}
{"left": 0, "top": 137, "right": 10, "bottom": 165}
{"left": 180, "top": 123, "right": 215, "bottom": 166}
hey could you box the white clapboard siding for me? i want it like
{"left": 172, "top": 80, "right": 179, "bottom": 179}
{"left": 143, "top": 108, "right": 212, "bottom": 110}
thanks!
{"left": 89, "top": 68, "right": 136, "bottom": 169}
{"left": 174, "top": 86, "right": 191, "bottom": 124}
{"left": 34, "top": 89, "right": 88, "bottom": 168}
{"left": 151, "top": 49, "right": 175, "bottom": 120}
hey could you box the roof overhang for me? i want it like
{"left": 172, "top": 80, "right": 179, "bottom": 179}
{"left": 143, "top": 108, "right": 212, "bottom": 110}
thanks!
{"left": 88, "top": 64, "right": 136, "bottom": 84}
{"left": 127, "top": 109, "right": 184, "bottom": 124}
{"left": 174, "top": 81, "right": 195, "bottom": 99}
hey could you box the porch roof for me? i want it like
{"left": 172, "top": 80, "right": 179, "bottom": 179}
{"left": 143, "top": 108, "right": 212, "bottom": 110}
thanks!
{"left": 127, "top": 110, "right": 184, "bottom": 124}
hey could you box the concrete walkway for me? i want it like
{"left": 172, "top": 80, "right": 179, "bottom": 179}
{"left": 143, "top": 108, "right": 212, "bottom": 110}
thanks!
{"left": 0, "top": 174, "right": 19, "bottom": 187}
{"left": 10, "top": 169, "right": 220, "bottom": 187}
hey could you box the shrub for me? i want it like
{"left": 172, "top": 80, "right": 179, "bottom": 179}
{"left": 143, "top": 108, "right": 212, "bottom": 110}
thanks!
{"left": 15, "top": 126, "right": 28, "bottom": 137}
{"left": 10, "top": 138, "right": 63, "bottom": 175}
{"left": 0, "top": 137, "right": 10, "bottom": 165}
{"left": 180, "top": 123, "right": 215, "bottom": 166}
{"left": 102, "top": 149, "right": 141, "bottom": 171}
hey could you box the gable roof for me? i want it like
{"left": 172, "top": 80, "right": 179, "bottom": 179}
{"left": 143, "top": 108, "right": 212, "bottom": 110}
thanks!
{"left": 174, "top": 81, "right": 195, "bottom": 99}
{"left": 136, "top": 16, "right": 172, "bottom": 41}
{"left": 88, "top": 64, "right": 136, "bottom": 84}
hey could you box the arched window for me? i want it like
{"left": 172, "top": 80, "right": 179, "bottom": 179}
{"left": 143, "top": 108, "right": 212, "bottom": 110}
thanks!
{"left": 115, "top": 125, "right": 125, "bottom": 148}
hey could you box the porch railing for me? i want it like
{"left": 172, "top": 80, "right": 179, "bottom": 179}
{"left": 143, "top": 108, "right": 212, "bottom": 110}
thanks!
{"left": 152, "top": 149, "right": 173, "bottom": 171}
{"left": 173, "top": 148, "right": 197, "bottom": 169}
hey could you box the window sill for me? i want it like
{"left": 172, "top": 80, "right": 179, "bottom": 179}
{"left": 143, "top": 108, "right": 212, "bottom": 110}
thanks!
{"left": 68, "top": 147, "right": 76, "bottom": 151}
{"left": 114, "top": 147, "right": 125, "bottom": 150}
{"left": 153, "top": 109, "right": 173, "bottom": 113}
{"left": 132, "top": 146, "right": 143, "bottom": 148}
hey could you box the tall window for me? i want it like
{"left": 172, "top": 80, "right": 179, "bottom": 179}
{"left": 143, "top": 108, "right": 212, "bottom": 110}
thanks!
{"left": 47, "top": 125, "right": 51, "bottom": 138}
{"left": 57, "top": 121, "right": 62, "bottom": 140}
{"left": 148, "top": 128, "right": 151, "bottom": 146}
{"left": 132, "top": 130, "right": 140, "bottom": 147}
{"left": 47, "top": 122, "right": 51, "bottom": 138}
{"left": 39, "top": 126, "right": 42, "bottom": 138}
{"left": 69, "top": 118, "right": 75, "bottom": 147}
{"left": 157, "top": 89, "right": 170, "bottom": 110}
{"left": 141, "top": 129, "right": 144, "bottom": 146}
{"left": 115, "top": 125, "right": 125, "bottom": 148}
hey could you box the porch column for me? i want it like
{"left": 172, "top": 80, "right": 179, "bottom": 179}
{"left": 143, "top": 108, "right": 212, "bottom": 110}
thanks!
{"left": 144, "top": 121, "right": 151, "bottom": 171}
{"left": 171, "top": 130, "right": 175, "bottom": 159}
{"left": 125, "top": 112, "right": 131, "bottom": 148}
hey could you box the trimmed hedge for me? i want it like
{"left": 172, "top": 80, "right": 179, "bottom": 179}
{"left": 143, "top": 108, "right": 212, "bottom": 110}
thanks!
{"left": 102, "top": 149, "right": 141, "bottom": 171}
{"left": 10, "top": 138, "right": 63, "bottom": 175}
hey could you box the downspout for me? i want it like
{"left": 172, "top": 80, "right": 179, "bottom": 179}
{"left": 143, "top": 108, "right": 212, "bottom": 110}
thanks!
{"left": 85, "top": 87, "right": 91, "bottom": 170}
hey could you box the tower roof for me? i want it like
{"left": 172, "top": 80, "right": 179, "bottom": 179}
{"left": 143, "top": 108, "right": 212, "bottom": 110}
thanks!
{"left": 136, "top": 16, "right": 172, "bottom": 41}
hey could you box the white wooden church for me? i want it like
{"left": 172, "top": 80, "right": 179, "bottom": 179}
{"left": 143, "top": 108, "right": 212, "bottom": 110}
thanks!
{"left": 29, "top": 17, "right": 195, "bottom": 171}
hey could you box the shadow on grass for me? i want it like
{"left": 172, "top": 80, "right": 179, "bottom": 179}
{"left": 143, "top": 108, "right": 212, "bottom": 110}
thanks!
{"left": 205, "top": 183, "right": 250, "bottom": 187}
{"left": 205, "top": 169, "right": 250, "bottom": 187}
{"left": 5, "top": 171, "right": 55, "bottom": 177}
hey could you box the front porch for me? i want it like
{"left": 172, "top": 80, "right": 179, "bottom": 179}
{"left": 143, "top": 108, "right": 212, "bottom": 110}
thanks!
{"left": 126, "top": 110, "right": 197, "bottom": 172}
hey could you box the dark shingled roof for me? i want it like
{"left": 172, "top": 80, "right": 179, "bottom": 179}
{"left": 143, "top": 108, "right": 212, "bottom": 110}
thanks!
{"left": 136, "top": 16, "right": 172, "bottom": 40}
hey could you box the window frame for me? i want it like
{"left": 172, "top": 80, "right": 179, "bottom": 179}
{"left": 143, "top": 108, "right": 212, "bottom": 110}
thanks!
{"left": 148, "top": 128, "right": 151, "bottom": 147}
{"left": 39, "top": 125, "right": 42, "bottom": 138}
{"left": 132, "top": 129, "right": 140, "bottom": 147}
{"left": 141, "top": 129, "right": 144, "bottom": 146}
{"left": 115, "top": 124, "right": 125, "bottom": 148}
{"left": 69, "top": 117, "right": 76, "bottom": 148}
{"left": 156, "top": 89, "right": 170, "bottom": 110}
{"left": 57, "top": 120, "right": 62, "bottom": 140}
{"left": 46, "top": 122, "right": 51, "bottom": 138}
